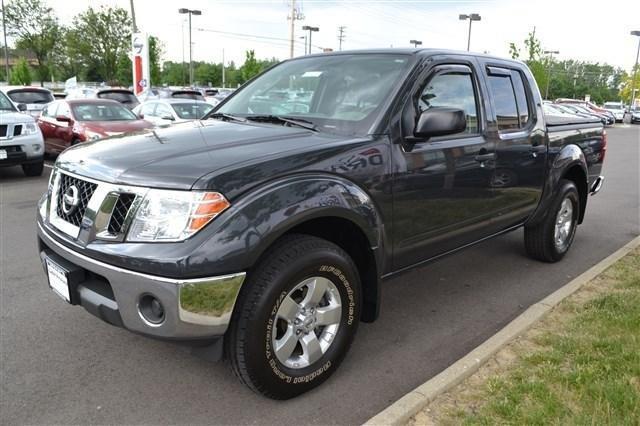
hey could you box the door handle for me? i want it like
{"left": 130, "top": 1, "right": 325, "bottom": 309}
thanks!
{"left": 475, "top": 152, "right": 496, "bottom": 162}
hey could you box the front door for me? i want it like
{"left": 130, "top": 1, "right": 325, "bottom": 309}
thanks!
{"left": 392, "top": 60, "right": 496, "bottom": 270}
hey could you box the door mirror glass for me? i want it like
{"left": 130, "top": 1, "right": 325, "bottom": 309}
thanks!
{"left": 414, "top": 107, "right": 466, "bottom": 138}
{"left": 16, "top": 103, "right": 27, "bottom": 112}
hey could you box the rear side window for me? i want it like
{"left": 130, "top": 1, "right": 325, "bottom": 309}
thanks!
{"left": 510, "top": 71, "right": 530, "bottom": 127}
{"left": 140, "top": 103, "right": 156, "bottom": 116}
{"left": 488, "top": 75, "right": 519, "bottom": 131}
{"left": 488, "top": 68, "right": 532, "bottom": 131}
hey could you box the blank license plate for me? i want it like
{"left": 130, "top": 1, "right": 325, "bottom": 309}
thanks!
{"left": 46, "top": 259, "right": 71, "bottom": 303}
{"left": 0, "top": 150, "right": 7, "bottom": 160}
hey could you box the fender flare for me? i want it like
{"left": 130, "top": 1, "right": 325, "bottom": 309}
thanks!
{"left": 190, "top": 172, "right": 386, "bottom": 284}
{"left": 527, "top": 144, "right": 588, "bottom": 226}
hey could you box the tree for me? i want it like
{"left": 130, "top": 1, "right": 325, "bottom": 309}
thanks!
{"left": 4, "top": 0, "right": 60, "bottom": 85}
{"left": 240, "top": 50, "right": 261, "bottom": 83}
{"left": 149, "top": 36, "right": 163, "bottom": 86}
{"left": 10, "top": 57, "right": 31, "bottom": 85}
{"left": 619, "top": 65, "right": 639, "bottom": 104}
{"left": 67, "top": 6, "right": 131, "bottom": 83}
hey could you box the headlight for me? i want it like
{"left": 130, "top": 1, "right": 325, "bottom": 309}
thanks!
{"left": 18, "top": 122, "right": 39, "bottom": 135}
{"left": 127, "top": 190, "right": 230, "bottom": 242}
{"left": 85, "top": 130, "right": 104, "bottom": 141}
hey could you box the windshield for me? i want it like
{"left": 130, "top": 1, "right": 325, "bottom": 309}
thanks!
{"left": 98, "top": 91, "right": 139, "bottom": 105}
{"left": 172, "top": 102, "right": 214, "bottom": 119}
{"left": 217, "top": 54, "right": 412, "bottom": 136}
{"left": 71, "top": 103, "right": 137, "bottom": 121}
{"left": 8, "top": 89, "right": 54, "bottom": 104}
{"left": 0, "top": 91, "right": 16, "bottom": 111}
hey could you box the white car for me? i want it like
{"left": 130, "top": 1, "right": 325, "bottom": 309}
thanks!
{"left": 0, "top": 90, "right": 45, "bottom": 176}
{"left": 0, "top": 86, "right": 55, "bottom": 118}
{"left": 133, "top": 99, "right": 214, "bottom": 126}
{"left": 602, "top": 101, "right": 626, "bottom": 122}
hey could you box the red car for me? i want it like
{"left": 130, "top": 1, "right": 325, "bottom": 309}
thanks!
{"left": 37, "top": 99, "right": 153, "bottom": 154}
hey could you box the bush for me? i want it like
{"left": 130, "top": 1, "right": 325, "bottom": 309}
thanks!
{"left": 10, "top": 58, "right": 32, "bottom": 85}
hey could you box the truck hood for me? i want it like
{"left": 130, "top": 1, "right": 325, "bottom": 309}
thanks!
{"left": 56, "top": 120, "right": 339, "bottom": 190}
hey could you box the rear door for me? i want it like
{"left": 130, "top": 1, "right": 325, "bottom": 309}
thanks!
{"left": 479, "top": 62, "right": 547, "bottom": 230}
{"left": 391, "top": 57, "right": 497, "bottom": 269}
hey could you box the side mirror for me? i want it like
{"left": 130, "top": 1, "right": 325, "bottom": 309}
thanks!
{"left": 55, "top": 115, "right": 72, "bottom": 123}
{"left": 414, "top": 107, "right": 466, "bottom": 139}
{"left": 137, "top": 112, "right": 144, "bottom": 119}
{"left": 17, "top": 103, "right": 27, "bottom": 112}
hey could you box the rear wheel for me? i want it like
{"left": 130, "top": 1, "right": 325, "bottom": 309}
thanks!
{"left": 22, "top": 160, "right": 44, "bottom": 177}
{"left": 524, "top": 179, "right": 579, "bottom": 262}
{"left": 225, "top": 234, "right": 361, "bottom": 399}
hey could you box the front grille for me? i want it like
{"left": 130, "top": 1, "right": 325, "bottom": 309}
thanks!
{"left": 107, "top": 193, "right": 136, "bottom": 234}
{"left": 55, "top": 174, "right": 98, "bottom": 227}
{"left": 0, "top": 125, "right": 6, "bottom": 137}
{"left": 1, "top": 146, "right": 22, "bottom": 153}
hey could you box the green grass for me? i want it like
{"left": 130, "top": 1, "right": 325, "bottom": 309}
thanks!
{"left": 446, "top": 249, "right": 640, "bottom": 426}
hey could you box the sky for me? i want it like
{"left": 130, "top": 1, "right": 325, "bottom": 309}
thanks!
{"left": 43, "top": 0, "right": 640, "bottom": 71}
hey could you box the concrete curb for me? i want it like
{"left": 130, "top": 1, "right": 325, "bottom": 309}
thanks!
{"left": 365, "top": 235, "right": 640, "bottom": 426}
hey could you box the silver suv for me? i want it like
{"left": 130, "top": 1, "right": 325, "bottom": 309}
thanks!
{"left": 0, "top": 90, "right": 45, "bottom": 176}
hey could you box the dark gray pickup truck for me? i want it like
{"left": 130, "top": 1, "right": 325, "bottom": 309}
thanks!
{"left": 37, "top": 49, "right": 605, "bottom": 399}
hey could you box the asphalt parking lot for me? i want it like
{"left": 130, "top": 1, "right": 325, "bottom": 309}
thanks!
{"left": 1, "top": 125, "right": 638, "bottom": 425}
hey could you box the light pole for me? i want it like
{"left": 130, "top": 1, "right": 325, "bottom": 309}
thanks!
{"left": 409, "top": 39, "right": 422, "bottom": 48}
{"left": 299, "top": 36, "right": 307, "bottom": 55}
{"left": 1, "top": 0, "right": 9, "bottom": 82}
{"left": 302, "top": 26, "right": 319, "bottom": 55}
{"left": 178, "top": 8, "right": 201, "bottom": 87}
{"left": 630, "top": 30, "right": 640, "bottom": 109}
{"left": 459, "top": 13, "right": 481, "bottom": 51}
{"left": 543, "top": 50, "right": 559, "bottom": 100}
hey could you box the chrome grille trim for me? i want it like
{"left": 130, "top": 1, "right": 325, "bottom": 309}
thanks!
{"left": 47, "top": 168, "right": 148, "bottom": 244}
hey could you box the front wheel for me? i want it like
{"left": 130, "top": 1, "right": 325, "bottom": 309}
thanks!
{"left": 225, "top": 234, "right": 361, "bottom": 399}
{"left": 22, "top": 160, "right": 44, "bottom": 177}
{"left": 524, "top": 179, "right": 580, "bottom": 262}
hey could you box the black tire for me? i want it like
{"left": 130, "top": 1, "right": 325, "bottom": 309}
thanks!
{"left": 524, "top": 179, "right": 580, "bottom": 262}
{"left": 225, "top": 234, "right": 361, "bottom": 399}
{"left": 22, "top": 161, "right": 44, "bottom": 177}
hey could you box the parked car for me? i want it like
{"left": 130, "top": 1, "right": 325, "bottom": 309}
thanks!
{"left": 36, "top": 50, "right": 605, "bottom": 399}
{"left": 0, "top": 86, "right": 55, "bottom": 118}
{"left": 630, "top": 106, "right": 640, "bottom": 123}
{"left": 133, "top": 99, "right": 214, "bottom": 126}
{"left": 66, "top": 87, "right": 140, "bottom": 110}
{"left": 137, "top": 87, "right": 205, "bottom": 102}
{"left": 0, "top": 90, "right": 45, "bottom": 176}
{"left": 567, "top": 104, "right": 612, "bottom": 126}
{"left": 602, "top": 101, "right": 626, "bottom": 122}
{"left": 556, "top": 103, "right": 608, "bottom": 125}
{"left": 37, "top": 99, "right": 153, "bottom": 154}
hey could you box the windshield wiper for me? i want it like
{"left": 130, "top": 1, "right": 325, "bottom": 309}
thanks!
{"left": 205, "top": 112, "right": 247, "bottom": 123}
{"left": 244, "top": 115, "right": 318, "bottom": 132}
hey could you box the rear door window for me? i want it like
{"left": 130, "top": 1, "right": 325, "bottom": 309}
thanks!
{"left": 487, "top": 68, "right": 533, "bottom": 131}
{"left": 488, "top": 75, "right": 519, "bottom": 131}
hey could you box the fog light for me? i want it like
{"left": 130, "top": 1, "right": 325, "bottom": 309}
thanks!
{"left": 138, "top": 294, "right": 165, "bottom": 325}
{"left": 32, "top": 144, "right": 42, "bottom": 152}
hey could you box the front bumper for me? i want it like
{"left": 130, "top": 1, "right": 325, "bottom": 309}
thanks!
{"left": 0, "top": 132, "right": 44, "bottom": 166}
{"left": 37, "top": 221, "right": 246, "bottom": 340}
